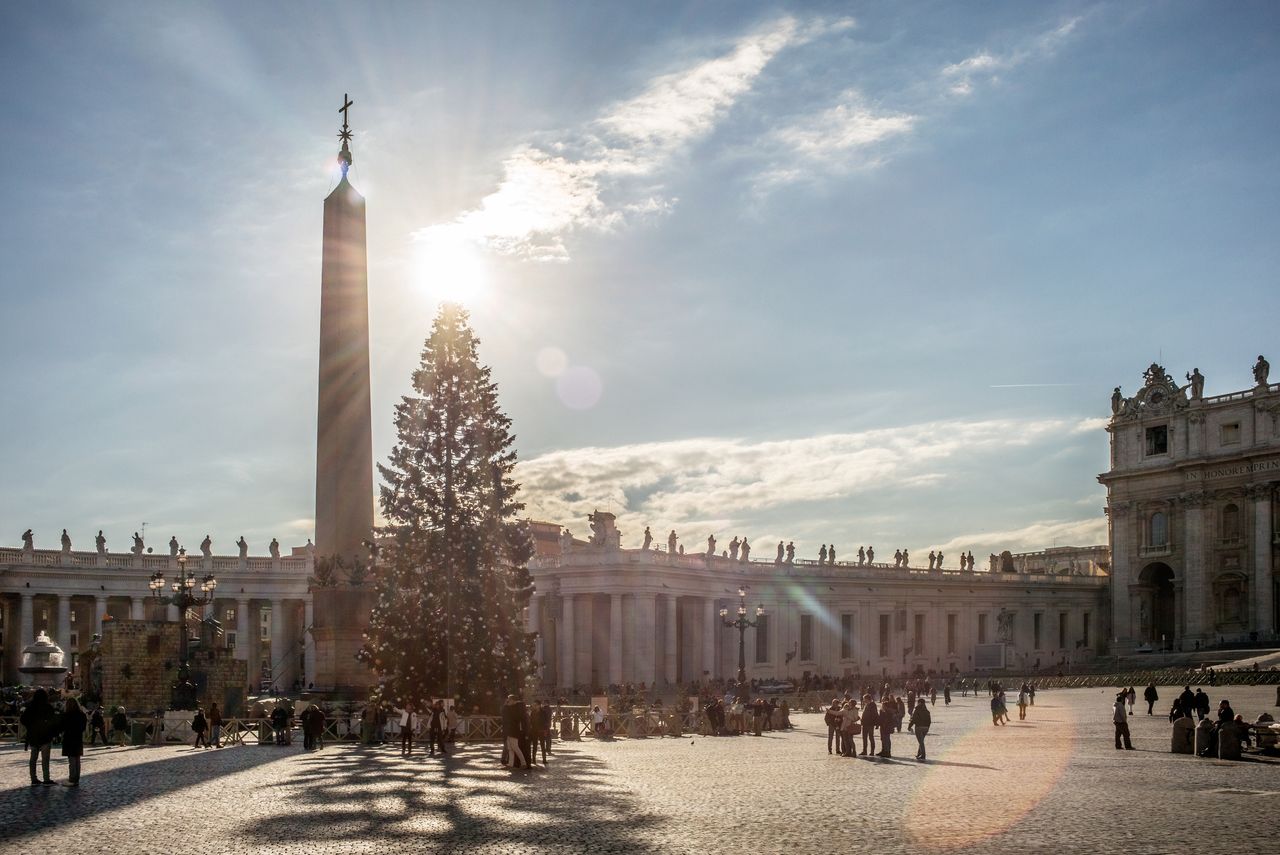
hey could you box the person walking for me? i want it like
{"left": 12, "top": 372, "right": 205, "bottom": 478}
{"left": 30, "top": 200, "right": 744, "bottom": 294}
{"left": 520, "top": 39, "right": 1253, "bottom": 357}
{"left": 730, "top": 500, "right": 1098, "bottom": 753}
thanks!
{"left": 502, "top": 694, "right": 528, "bottom": 770}
{"left": 1017, "top": 686, "right": 1029, "bottom": 721}
{"left": 60, "top": 696, "right": 87, "bottom": 786}
{"left": 192, "top": 708, "right": 210, "bottom": 748}
{"left": 860, "top": 695, "right": 879, "bottom": 757}
{"left": 1113, "top": 693, "right": 1134, "bottom": 750}
{"left": 1143, "top": 684, "right": 1159, "bottom": 716}
{"left": 908, "top": 698, "right": 931, "bottom": 760}
{"left": 1126, "top": 686, "right": 1137, "bottom": 716}
{"left": 428, "top": 699, "right": 448, "bottom": 758}
{"left": 21, "top": 689, "right": 57, "bottom": 786}
{"left": 1194, "top": 688, "right": 1211, "bottom": 722}
{"left": 111, "top": 706, "right": 129, "bottom": 746}
{"left": 89, "top": 705, "right": 108, "bottom": 745}
{"left": 209, "top": 703, "right": 223, "bottom": 748}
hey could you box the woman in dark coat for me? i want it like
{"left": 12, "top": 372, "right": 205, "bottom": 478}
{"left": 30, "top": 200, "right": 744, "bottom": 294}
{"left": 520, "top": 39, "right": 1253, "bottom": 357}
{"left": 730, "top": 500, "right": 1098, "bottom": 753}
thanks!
{"left": 21, "top": 688, "right": 57, "bottom": 786}
{"left": 61, "top": 696, "right": 87, "bottom": 786}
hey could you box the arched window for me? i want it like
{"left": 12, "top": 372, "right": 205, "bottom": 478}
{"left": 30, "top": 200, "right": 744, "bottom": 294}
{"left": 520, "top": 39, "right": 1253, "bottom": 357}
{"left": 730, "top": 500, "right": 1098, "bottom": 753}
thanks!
{"left": 1222, "top": 504, "right": 1241, "bottom": 541}
{"left": 1149, "top": 511, "right": 1168, "bottom": 547}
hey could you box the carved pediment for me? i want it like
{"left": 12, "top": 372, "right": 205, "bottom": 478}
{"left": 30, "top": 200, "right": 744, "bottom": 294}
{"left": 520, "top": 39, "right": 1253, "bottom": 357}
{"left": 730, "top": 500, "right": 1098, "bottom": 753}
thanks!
{"left": 1113, "top": 363, "right": 1189, "bottom": 422}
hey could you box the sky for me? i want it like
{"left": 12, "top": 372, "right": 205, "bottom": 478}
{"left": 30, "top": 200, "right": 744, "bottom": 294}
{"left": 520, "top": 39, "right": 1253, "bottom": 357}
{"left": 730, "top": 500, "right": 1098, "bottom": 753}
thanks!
{"left": 1, "top": 1, "right": 1278, "bottom": 562}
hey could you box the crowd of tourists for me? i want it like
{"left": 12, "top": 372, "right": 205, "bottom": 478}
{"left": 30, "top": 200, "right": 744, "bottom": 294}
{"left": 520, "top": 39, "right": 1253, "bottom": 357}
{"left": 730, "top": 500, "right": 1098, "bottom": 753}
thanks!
{"left": 823, "top": 685, "right": 936, "bottom": 760}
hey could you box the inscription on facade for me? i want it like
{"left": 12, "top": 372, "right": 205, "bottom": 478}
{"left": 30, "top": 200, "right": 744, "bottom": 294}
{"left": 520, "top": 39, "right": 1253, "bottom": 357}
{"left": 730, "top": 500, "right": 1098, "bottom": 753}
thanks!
{"left": 1184, "top": 458, "right": 1280, "bottom": 481}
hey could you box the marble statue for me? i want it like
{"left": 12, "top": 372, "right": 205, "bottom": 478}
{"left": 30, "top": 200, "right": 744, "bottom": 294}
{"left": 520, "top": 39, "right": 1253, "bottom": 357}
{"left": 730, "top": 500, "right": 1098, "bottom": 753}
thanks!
{"left": 775, "top": 541, "right": 784, "bottom": 564}
{"left": 131, "top": 532, "right": 144, "bottom": 555}
{"left": 1254, "top": 354, "right": 1270, "bottom": 386}
{"left": 927, "top": 550, "right": 936, "bottom": 570}
{"left": 21, "top": 529, "right": 33, "bottom": 550}
{"left": 819, "top": 544, "right": 827, "bottom": 564}
{"left": 269, "top": 538, "right": 280, "bottom": 558}
{"left": 859, "top": 546, "right": 867, "bottom": 566}
{"left": 892, "top": 549, "right": 901, "bottom": 567}
{"left": 1186, "top": 368, "right": 1204, "bottom": 399}
{"left": 828, "top": 544, "right": 836, "bottom": 564}
{"left": 561, "top": 528, "right": 574, "bottom": 552}
{"left": 169, "top": 536, "right": 180, "bottom": 556}
{"left": 668, "top": 530, "right": 678, "bottom": 554}
{"left": 740, "top": 538, "right": 750, "bottom": 562}
{"left": 785, "top": 541, "right": 795, "bottom": 563}
{"left": 95, "top": 531, "right": 106, "bottom": 555}
{"left": 1111, "top": 386, "right": 1124, "bottom": 415}
{"left": 729, "top": 536, "right": 740, "bottom": 560}
{"left": 936, "top": 550, "right": 944, "bottom": 569}
{"left": 305, "top": 539, "right": 315, "bottom": 557}
{"left": 901, "top": 548, "right": 908, "bottom": 567}
{"left": 967, "top": 550, "right": 975, "bottom": 570}
{"left": 866, "top": 546, "right": 874, "bottom": 564}
{"left": 200, "top": 535, "right": 213, "bottom": 558}
{"left": 996, "top": 609, "right": 1015, "bottom": 642}
{"left": 678, "top": 544, "right": 684, "bottom": 555}
{"left": 60, "top": 529, "right": 71, "bottom": 553}
{"left": 642, "top": 526, "right": 652, "bottom": 550}
{"left": 237, "top": 536, "right": 248, "bottom": 558}
{"left": 706, "top": 534, "right": 716, "bottom": 557}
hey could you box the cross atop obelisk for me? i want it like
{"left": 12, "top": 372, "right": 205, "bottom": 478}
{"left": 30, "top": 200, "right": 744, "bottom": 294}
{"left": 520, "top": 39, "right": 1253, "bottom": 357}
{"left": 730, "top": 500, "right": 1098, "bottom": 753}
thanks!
{"left": 337, "top": 93, "right": 354, "bottom": 176}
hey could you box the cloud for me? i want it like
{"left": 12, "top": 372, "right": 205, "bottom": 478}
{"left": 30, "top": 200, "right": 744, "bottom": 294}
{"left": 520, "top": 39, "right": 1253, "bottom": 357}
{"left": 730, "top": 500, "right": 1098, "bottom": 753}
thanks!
{"left": 755, "top": 90, "right": 917, "bottom": 189}
{"left": 943, "top": 16, "right": 1082, "bottom": 96}
{"left": 414, "top": 16, "right": 851, "bottom": 261}
{"left": 929, "top": 516, "right": 1109, "bottom": 559}
{"left": 517, "top": 416, "right": 1102, "bottom": 547}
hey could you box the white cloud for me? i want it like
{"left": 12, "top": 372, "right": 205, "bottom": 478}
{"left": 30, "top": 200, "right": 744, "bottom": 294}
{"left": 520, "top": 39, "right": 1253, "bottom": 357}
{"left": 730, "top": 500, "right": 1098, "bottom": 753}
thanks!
{"left": 929, "top": 516, "right": 1109, "bottom": 558}
{"left": 943, "top": 17, "right": 1082, "bottom": 96}
{"left": 518, "top": 416, "right": 1102, "bottom": 549}
{"left": 414, "top": 16, "right": 851, "bottom": 261}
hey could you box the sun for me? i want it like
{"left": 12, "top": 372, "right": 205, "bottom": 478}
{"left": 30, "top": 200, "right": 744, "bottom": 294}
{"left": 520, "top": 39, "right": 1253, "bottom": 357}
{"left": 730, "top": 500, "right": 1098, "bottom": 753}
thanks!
{"left": 413, "top": 232, "right": 490, "bottom": 305}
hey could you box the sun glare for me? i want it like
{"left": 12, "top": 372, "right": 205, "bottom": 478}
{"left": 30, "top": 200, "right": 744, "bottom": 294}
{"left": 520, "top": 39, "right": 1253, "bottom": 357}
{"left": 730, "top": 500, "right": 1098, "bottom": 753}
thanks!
{"left": 413, "top": 233, "right": 490, "bottom": 306}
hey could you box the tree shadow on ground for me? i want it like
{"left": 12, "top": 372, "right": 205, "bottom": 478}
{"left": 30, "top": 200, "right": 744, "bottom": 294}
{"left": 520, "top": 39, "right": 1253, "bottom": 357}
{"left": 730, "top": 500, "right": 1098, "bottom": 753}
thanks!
{"left": 0, "top": 742, "right": 292, "bottom": 844}
{"left": 234, "top": 742, "right": 661, "bottom": 852}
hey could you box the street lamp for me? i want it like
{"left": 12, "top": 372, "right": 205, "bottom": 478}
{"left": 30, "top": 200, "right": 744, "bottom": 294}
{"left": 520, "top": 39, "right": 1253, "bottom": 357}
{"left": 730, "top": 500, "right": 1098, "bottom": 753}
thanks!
{"left": 148, "top": 549, "right": 217, "bottom": 710}
{"left": 719, "top": 587, "right": 764, "bottom": 699}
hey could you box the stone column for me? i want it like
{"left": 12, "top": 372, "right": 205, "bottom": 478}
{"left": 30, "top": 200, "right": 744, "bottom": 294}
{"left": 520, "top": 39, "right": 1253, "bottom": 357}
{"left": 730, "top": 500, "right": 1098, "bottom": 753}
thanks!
{"left": 56, "top": 595, "right": 72, "bottom": 649}
{"left": 270, "top": 598, "right": 286, "bottom": 691}
{"left": 94, "top": 595, "right": 108, "bottom": 636}
{"left": 664, "top": 595, "right": 678, "bottom": 685}
{"left": 528, "top": 595, "right": 544, "bottom": 684}
{"left": 1183, "top": 499, "right": 1207, "bottom": 642}
{"left": 559, "top": 594, "right": 575, "bottom": 689}
{"left": 235, "top": 598, "right": 251, "bottom": 661}
{"left": 303, "top": 597, "right": 316, "bottom": 689}
{"left": 702, "top": 598, "right": 716, "bottom": 680}
{"left": 18, "top": 593, "right": 34, "bottom": 647}
{"left": 609, "top": 594, "right": 623, "bottom": 687}
{"left": 130, "top": 597, "right": 145, "bottom": 621}
{"left": 1255, "top": 489, "right": 1274, "bottom": 634}
{"left": 634, "top": 594, "right": 657, "bottom": 687}
{"left": 1109, "top": 503, "right": 1134, "bottom": 646}
{"left": 621, "top": 594, "right": 636, "bottom": 684}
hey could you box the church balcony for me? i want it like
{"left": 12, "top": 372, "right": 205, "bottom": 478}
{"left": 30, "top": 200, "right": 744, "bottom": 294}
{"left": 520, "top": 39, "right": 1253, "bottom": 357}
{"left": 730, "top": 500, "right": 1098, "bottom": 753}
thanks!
{"left": 1138, "top": 544, "right": 1174, "bottom": 558}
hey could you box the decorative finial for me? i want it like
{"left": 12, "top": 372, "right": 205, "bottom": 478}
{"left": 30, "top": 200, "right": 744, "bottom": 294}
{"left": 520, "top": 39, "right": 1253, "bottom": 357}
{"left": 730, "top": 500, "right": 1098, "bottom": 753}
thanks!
{"left": 338, "top": 93, "right": 354, "bottom": 176}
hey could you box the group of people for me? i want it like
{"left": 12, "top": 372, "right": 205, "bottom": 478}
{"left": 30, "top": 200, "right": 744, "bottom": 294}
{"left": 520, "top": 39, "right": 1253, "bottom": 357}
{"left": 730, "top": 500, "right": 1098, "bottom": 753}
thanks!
{"left": 825, "top": 693, "right": 934, "bottom": 760}
{"left": 396, "top": 699, "right": 458, "bottom": 758}
{"left": 500, "top": 695, "right": 554, "bottom": 769}
{"left": 702, "top": 694, "right": 791, "bottom": 736}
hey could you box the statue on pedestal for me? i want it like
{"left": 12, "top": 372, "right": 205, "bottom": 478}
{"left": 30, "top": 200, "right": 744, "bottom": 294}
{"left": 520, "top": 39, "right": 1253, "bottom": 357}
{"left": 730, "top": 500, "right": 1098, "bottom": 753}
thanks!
{"left": 996, "top": 609, "right": 1015, "bottom": 643}
{"left": 95, "top": 531, "right": 106, "bottom": 555}
{"left": 927, "top": 550, "right": 936, "bottom": 570}
{"left": 200, "top": 535, "right": 213, "bottom": 558}
{"left": 859, "top": 546, "right": 867, "bottom": 566}
{"left": 642, "top": 526, "right": 652, "bottom": 550}
{"left": 729, "top": 536, "right": 740, "bottom": 560}
{"left": 967, "top": 550, "right": 975, "bottom": 570}
{"left": 936, "top": 550, "right": 944, "bottom": 569}
{"left": 893, "top": 549, "right": 902, "bottom": 567}
{"left": 1111, "top": 386, "right": 1124, "bottom": 415}
{"left": 21, "top": 529, "right": 33, "bottom": 550}
{"left": 131, "top": 532, "right": 144, "bottom": 555}
{"left": 818, "top": 544, "right": 827, "bottom": 564}
{"left": 775, "top": 541, "right": 784, "bottom": 564}
{"left": 1254, "top": 354, "right": 1270, "bottom": 387}
{"left": 1185, "top": 368, "right": 1204, "bottom": 400}
{"left": 901, "top": 548, "right": 908, "bottom": 567}
{"left": 866, "top": 546, "right": 874, "bottom": 564}
{"left": 169, "top": 536, "right": 180, "bottom": 556}
{"left": 785, "top": 541, "right": 795, "bottom": 564}
{"left": 560, "top": 528, "right": 575, "bottom": 553}
{"left": 269, "top": 538, "right": 280, "bottom": 558}
{"left": 706, "top": 534, "right": 716, "bottom": 557}
{"left": 740, "top": 538, "right": 750, "bottom": 562}
{"left": 237, "top": 536, "right": 248, "bottom": 559}
{"left": 60, "top": 529, "right": 71, "bottom": 553}
{"left": 828, "top": 544, "right": 836, "bottom": 564}
{"left": 668, "top": 530, "right": 678, "bottom": 554}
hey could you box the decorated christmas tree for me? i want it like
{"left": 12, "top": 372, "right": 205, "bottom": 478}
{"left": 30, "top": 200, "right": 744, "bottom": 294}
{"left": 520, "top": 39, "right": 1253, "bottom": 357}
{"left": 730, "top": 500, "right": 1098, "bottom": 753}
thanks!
{"left": 358, "top": 304, "right": 535, "bottom": 712}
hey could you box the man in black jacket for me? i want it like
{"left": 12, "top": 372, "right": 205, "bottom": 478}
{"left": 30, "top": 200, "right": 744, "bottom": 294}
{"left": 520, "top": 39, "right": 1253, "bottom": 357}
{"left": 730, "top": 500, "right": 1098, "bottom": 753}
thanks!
{"left": 501, "top": 695, "right": 528, "bottom": 769}
{"left": 860, "top": 696, "right": 879, "bottom": 756}
{"left": 21, "top": 689, "right": 57, "bottom": 786}
{"left": 1143, "top": 684, "right": 1159, "bottom": 715}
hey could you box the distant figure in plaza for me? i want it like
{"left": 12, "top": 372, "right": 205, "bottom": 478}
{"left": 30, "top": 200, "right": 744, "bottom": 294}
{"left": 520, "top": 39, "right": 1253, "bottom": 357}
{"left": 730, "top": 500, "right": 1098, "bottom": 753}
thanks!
{"left": 111, "top": 706, "right": 129, "bottom": 745}
{"left": 860, "top": 695, "right": 879, "bottom": 756}
{"left": 22, "top": 528, "right": 34, "bottom": 550}
{"left": 729, "top": 536, "right": 740, "bottom": 560}
{"left": 89, "top": 705, "right": 107, "bottom": 745}
{"left": 1194, "top": 688, "right": 1211, "bottom": 721}
{"left": 1126, "top": 686, "right": 1137, "bottom": 716}
{"left": 192, "top": 708, "right": 210, "bottom": 748}
{"left": 1144, "top": 684, "right": 1159, "bottom": 715}
{"left": 927, "top": 551, "right": 936, "bottom": 570}
{"left": 399, "top": 704, "right": 416, "bottom": 756}
{"left": 877, "top": 695, "right": 895, "bottom": 757}
{"left": 1017, "top": 685, "right": 1029, "bottom": 720}
{"left": 668, "top": 530, "right": 678, "bottom": 554}
{"left": 642, "top": 526, "right": 652, "bottom": 550}
{"left": 1113, "top": 693, "right": 1134, "bottom": 750}
{"left": 893, "top": 549, "right": 902, "bottom": 567}
{"left": 866, "top": 546, "right": 874, "bottom": 564}
{"left": 819, "top": 544, "right": 827, "bottom": 564}
{"left": 503, "top": 695, "right": 528, "bottom": 769}
{"left": 22, "top": 688, "right": 57, "bottom": 786}
{"left": 936, "top": 551, "right": 944, "bottom": 568}
{"left": 828, "top": 545, "right": 836, "bottom": 564}
{"left": 200, "top": 535, "right": 213, "bottom": 558}
{"left": 908, "top": 698, "right": 931, "bottom": 760}
{"left": 60, "top": 529, "right": 72, "bottom": 553}
{"left": 1111, "top": 386, "right": 1124, "bottom": 415}
{"left": 95, "top": 530, "right": 106, "bottom": 554}
{"left": 428, "top": 700, "right": 448, "bottom": 757}
{"left": 706, "top": 534, "right": 716, "bottom": 556}
{"left": 838, "top": 699, "right": 860, "bottom": 755}
{"left": 269, "top": 538, "right": 280, "bottom": 558}
{"left": 131, "top": 532, "right": 145, "bottom": 555}
{"left": 237, "top": 536, "right": 248, "bottom": 558}
{"left": 1254, "top": 354, "right": 1270, "bottom": 386}
{"left": 1185, "top": 368, "right": 1204, "bottom": 399}
{"left": 776, "top": 541, "right": 785, "bottom": 563}
{"left": 209, "top": 702, "right": 223, "bottom": 748}
{"left": 943, "top": 681, "right": 952, "bottom": 705}
{"left": 169, "top": 536, "right": 180, "bottom": 556}
{"left": 740, "top": 538, "right": 751, "bottom": 562}
{"left": 785, "top": 541, "right": 795, "bottom": 563}
{"left": 861, "top": 546, "right": 869, "bottom": 566}
{"left": 59, "top": 696, "right": 87, "bottom": 786}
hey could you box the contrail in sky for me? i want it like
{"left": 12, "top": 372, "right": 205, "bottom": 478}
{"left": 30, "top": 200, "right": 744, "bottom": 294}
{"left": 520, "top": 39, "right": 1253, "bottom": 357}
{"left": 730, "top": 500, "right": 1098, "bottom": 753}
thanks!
{"left": 988, "top": 383, "right": 1080, "bottom": 388}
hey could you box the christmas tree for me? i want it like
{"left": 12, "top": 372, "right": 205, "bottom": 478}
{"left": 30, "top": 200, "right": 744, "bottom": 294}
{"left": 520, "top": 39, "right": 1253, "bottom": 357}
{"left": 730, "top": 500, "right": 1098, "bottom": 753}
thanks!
{"left": 358, "top": 304, "right": 535, "bottom": 712}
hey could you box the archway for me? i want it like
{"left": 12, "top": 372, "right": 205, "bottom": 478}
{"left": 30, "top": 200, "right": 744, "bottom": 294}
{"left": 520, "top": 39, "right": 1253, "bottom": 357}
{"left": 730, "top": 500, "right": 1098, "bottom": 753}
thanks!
{"left": 1138, "top": 563, "right": 1176, "bottom": 645}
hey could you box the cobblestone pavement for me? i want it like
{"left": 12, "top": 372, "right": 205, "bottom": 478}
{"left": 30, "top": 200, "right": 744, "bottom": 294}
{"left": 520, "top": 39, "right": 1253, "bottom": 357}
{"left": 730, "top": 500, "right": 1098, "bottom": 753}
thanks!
{"left": 2, "top": 686, "right": 1277, "bottom": 854}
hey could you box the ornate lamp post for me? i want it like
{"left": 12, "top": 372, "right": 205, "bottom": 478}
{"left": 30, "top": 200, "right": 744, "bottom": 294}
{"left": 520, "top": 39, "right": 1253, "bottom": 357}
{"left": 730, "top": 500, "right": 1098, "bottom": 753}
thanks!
{"left": 720, "top": 587, "right": 764, "bottom": 699}
{"left": 149, "top": 549, "right": 217, "bottom": 710}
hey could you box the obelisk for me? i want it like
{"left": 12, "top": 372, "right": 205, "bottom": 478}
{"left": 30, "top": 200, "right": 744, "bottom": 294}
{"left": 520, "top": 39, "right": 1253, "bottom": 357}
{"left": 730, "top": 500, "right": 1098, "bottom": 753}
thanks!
{"left": 315, "top": 94, "right": 374, "bottom": 567}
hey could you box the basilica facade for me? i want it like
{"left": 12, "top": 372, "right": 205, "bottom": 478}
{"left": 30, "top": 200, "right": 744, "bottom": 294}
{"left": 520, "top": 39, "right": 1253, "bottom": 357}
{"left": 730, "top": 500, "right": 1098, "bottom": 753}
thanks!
{"left": 1101, "top": 358, "right": 1280, "bottom": 652}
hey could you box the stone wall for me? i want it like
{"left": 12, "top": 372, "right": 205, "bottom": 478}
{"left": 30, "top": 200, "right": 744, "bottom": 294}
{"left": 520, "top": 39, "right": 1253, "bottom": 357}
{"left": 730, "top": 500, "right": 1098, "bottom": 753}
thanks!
{"left": 310, "top": 587, "right": 377, "bottom": 694}
{"left": 99, "top": 619, "right": 247, "bottom": 715}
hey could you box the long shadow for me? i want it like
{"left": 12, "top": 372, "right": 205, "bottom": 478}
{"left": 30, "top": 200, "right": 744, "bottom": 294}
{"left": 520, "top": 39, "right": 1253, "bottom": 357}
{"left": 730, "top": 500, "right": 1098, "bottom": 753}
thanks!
{"left": 920, "top": 759, "right": 999, "bottom": 771}
{"left": 234, "top": 742, "right": 660, "bottom": 851}
{"left": 0, "top": 742, "right": 293, "bottom": 844}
